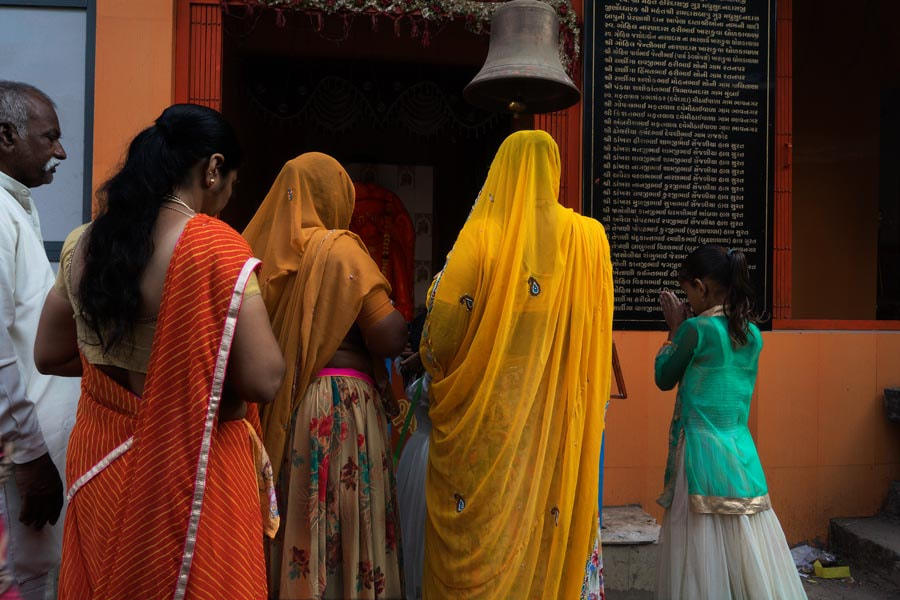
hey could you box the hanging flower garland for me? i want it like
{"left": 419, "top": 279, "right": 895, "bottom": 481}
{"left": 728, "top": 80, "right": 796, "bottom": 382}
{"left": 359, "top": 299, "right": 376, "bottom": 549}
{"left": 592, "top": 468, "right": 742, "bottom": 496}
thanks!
{"left": 239, "top": 0, "right": 581, "bottom": 76}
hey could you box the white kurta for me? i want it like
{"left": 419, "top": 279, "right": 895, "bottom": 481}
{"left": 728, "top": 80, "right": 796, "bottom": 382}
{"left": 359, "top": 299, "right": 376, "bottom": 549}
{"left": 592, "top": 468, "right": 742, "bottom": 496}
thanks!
{"left": 0, "top": 169, "right": 79, "bottom": 589}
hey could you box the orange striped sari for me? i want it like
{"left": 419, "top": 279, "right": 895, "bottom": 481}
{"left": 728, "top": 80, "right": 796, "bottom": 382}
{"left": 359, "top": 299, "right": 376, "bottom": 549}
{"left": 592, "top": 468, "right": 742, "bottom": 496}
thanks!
{"left": 59, "top": 216, "right": 268, "bottom": 599}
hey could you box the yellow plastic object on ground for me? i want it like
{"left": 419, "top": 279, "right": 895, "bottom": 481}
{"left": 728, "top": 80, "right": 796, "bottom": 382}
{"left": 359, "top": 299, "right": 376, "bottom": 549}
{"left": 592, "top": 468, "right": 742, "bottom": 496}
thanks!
{"left": 813, "top": 559, "right": 852, "bottom": 579}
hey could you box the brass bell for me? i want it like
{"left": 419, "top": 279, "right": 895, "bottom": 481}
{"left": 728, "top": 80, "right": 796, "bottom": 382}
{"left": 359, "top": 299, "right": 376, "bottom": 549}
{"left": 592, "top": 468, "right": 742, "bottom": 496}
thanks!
{"left": 464, "top": 0, "right": 580, "bottom": 114}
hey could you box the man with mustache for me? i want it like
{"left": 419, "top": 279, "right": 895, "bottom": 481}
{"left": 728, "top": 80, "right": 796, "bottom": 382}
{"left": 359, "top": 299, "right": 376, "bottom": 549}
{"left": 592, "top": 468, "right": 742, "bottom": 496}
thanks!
{"left": 0, "top": 81, "right": 80, "bottom": 600}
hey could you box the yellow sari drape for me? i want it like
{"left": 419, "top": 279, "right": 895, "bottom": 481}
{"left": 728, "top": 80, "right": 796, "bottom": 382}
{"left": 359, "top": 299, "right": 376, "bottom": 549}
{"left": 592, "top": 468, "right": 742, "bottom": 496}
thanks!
{"left": 420, "top": 130, "right": 613, "bottom": 599}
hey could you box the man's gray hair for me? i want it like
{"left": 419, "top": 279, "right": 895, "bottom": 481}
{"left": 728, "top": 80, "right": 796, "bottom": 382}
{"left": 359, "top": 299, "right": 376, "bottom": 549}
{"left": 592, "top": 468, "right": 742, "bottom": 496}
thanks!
{"left": 0, "top": 81, "right": 56, "bottom": 136}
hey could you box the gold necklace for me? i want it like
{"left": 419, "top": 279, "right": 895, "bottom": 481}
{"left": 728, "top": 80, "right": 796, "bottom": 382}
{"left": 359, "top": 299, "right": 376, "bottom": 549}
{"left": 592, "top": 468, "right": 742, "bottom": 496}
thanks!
{"left": 161, "top": 203, "right": 194, "bottom": 218}
{"left": 162, "top": 193, "right": 196, "bottom": 217}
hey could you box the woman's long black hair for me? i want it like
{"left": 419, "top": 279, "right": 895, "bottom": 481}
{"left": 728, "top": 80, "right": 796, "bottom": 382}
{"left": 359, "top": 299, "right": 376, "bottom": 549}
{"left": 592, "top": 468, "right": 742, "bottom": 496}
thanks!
{"left": 678, "top": 244, "right": 758, "bottom": 346}
{"left": 78, "top": 104, "right": 242, "bottom": 353}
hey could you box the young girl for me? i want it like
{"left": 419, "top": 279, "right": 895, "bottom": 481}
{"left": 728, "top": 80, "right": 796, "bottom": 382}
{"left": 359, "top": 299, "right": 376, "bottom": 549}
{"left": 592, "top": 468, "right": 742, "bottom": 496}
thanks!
{"left": 655, "top": 244, "right": 806, "bottom": 599}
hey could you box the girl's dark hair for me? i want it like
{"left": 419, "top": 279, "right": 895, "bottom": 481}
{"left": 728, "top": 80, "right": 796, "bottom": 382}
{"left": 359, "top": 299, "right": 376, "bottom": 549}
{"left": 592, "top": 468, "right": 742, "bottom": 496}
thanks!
{"left": 78, "top": 104, "right": 242, "bottom": 352}
{"left": 678, "top": 244, "right": 757, "bottom": 346}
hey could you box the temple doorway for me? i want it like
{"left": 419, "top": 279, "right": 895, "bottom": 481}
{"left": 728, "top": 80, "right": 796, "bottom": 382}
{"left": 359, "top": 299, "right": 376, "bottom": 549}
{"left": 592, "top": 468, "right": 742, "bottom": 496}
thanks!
{"left": 219, "top": 7, "right": 513, "bottom": 316}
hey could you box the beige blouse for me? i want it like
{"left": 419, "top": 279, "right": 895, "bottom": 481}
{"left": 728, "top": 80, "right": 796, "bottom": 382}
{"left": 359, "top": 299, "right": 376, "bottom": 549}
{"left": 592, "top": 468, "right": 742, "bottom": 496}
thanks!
{"left": 55, "top": 223, "right": 260, "bottom": 373}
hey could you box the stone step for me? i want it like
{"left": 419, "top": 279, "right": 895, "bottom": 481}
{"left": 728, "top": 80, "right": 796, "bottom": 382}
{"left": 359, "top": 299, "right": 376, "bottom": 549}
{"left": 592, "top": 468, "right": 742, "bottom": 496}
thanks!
{"left": 884, "top": 481, "right": 900, "bottom": 519}
{"left": 830, "top": 516, "right": 900, "bottom": 588}
{"left": 602, "top": 505, "right": 660, "bottom": 598}
{"left": 602, "top": 505, "right": 661, "bottom": 545}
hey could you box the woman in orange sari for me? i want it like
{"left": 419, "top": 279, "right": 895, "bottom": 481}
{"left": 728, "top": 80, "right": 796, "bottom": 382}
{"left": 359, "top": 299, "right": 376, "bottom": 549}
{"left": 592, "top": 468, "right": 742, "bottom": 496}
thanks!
{"left": 420, "top": 130, "right": 614, "bottom": 599}
{"left": 34, "top": 104, "right": 285, "bottom": 599}
{"left": 244, "top": 153, "right": 407, "bottom": 599}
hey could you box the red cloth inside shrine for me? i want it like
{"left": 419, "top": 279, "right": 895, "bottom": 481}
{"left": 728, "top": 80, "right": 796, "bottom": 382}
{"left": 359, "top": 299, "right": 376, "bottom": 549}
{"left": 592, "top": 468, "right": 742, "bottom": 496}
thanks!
{"left": 350, "top": 182, "right": 415, "bottom": 321}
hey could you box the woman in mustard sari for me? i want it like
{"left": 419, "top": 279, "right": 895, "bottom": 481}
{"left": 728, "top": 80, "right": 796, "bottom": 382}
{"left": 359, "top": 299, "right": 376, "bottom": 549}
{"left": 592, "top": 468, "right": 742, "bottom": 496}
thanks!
{"left": 243, "top": 153, "right": 407, "bottom": 600}
{"left": 420, "top": 130, "right": 614, "bottom": 599}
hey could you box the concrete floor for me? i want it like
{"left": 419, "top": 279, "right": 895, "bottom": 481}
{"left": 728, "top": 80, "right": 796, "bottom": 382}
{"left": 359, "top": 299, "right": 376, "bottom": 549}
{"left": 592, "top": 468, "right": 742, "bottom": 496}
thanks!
{"left": 802, "top": 569, "right": 900, "bottom": 600}
{"left": 604, "top": 571, "right": 900, "bottom": 599}
{"left": 600, "top": 506, "right": 900, "bottom": 598}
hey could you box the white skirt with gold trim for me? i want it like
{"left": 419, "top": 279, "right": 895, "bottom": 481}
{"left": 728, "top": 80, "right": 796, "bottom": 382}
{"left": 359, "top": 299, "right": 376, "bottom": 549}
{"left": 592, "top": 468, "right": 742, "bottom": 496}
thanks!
{"left": 655, "top": 441, "right": 807, "bottom": 600}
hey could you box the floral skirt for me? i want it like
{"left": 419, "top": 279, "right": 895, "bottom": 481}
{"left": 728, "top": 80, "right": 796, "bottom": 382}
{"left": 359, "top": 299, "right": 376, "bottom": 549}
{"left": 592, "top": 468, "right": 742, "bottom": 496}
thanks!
{"left": 582, "top": 515, "right": 605, "bottom": 600}
{"left": 271, "top": 373, "right": 403, "bottom": 600}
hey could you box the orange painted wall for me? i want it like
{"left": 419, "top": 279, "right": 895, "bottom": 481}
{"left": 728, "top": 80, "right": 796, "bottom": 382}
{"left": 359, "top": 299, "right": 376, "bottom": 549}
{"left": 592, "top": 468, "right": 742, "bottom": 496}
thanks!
{"left": 606, "top": 330, "right": 900, "bottom": 545}
{"left": 88, "top": 0, "right": 900, "bottom": 547}
{"left": 92, "top": 0, "right": 176, "bottom": 206}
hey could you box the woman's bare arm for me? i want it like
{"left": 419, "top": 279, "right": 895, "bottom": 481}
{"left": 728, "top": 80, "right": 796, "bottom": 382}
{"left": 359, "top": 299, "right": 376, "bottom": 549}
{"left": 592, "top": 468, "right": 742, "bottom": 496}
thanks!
{"left": 361, "top": 309, "right": 407, "bottom": 359}
{"left": 34, "top": 289, "right": 82, "bottom": 377}
{"left": 227, "top": 293, "right": 285, "bottom": 404}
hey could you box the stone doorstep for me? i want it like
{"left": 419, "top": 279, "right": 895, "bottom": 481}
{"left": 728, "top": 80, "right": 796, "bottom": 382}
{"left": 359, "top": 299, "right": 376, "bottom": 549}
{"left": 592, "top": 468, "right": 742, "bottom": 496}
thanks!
{"left": 885, "top": 481, "right": 900, "bottom": 519}
{"left": 602, "top": 506, "right": 660, "bottom": 596}
{"left": 602, "top": 505, "right": 662, "bottom": 545}
{"left": 830, "top": 516, "right": 900, "bottom": 589}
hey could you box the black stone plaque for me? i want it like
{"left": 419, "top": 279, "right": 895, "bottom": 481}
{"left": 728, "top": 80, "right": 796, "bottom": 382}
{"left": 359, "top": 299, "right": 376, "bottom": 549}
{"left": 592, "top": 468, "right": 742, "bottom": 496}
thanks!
{"left": 583, "top": 0, "right": 775, "bottom": 329}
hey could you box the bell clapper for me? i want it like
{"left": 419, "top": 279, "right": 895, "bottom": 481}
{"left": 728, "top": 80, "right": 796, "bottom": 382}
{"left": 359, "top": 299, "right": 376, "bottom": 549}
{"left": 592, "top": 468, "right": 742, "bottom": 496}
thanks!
{"left": 508, "top": 100, "right": 527, "bottom": 113}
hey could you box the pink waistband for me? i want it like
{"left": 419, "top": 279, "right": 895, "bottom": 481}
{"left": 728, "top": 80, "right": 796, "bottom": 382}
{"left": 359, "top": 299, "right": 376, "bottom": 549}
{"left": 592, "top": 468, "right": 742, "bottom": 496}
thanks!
{"left": 316, "top": 368, "right": 375, "bottom": 386}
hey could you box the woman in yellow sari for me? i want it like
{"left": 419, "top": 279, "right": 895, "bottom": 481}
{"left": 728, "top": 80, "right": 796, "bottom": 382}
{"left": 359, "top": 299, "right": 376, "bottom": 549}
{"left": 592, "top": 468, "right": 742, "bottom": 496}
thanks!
{"left": 420, "top": 130, "right": 613, "bottom": 599}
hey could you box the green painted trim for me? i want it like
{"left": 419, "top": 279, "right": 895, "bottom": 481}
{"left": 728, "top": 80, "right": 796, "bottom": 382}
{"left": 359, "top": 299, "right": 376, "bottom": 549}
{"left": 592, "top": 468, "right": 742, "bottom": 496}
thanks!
{"left": 44, "top": 241, "right": 63, "bottom": 262}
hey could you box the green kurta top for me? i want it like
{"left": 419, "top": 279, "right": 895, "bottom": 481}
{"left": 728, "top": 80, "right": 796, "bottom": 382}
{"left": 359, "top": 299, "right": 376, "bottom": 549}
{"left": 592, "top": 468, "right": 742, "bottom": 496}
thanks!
{"left": 655, "top": 313, "right": 771, "bottom": 514}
